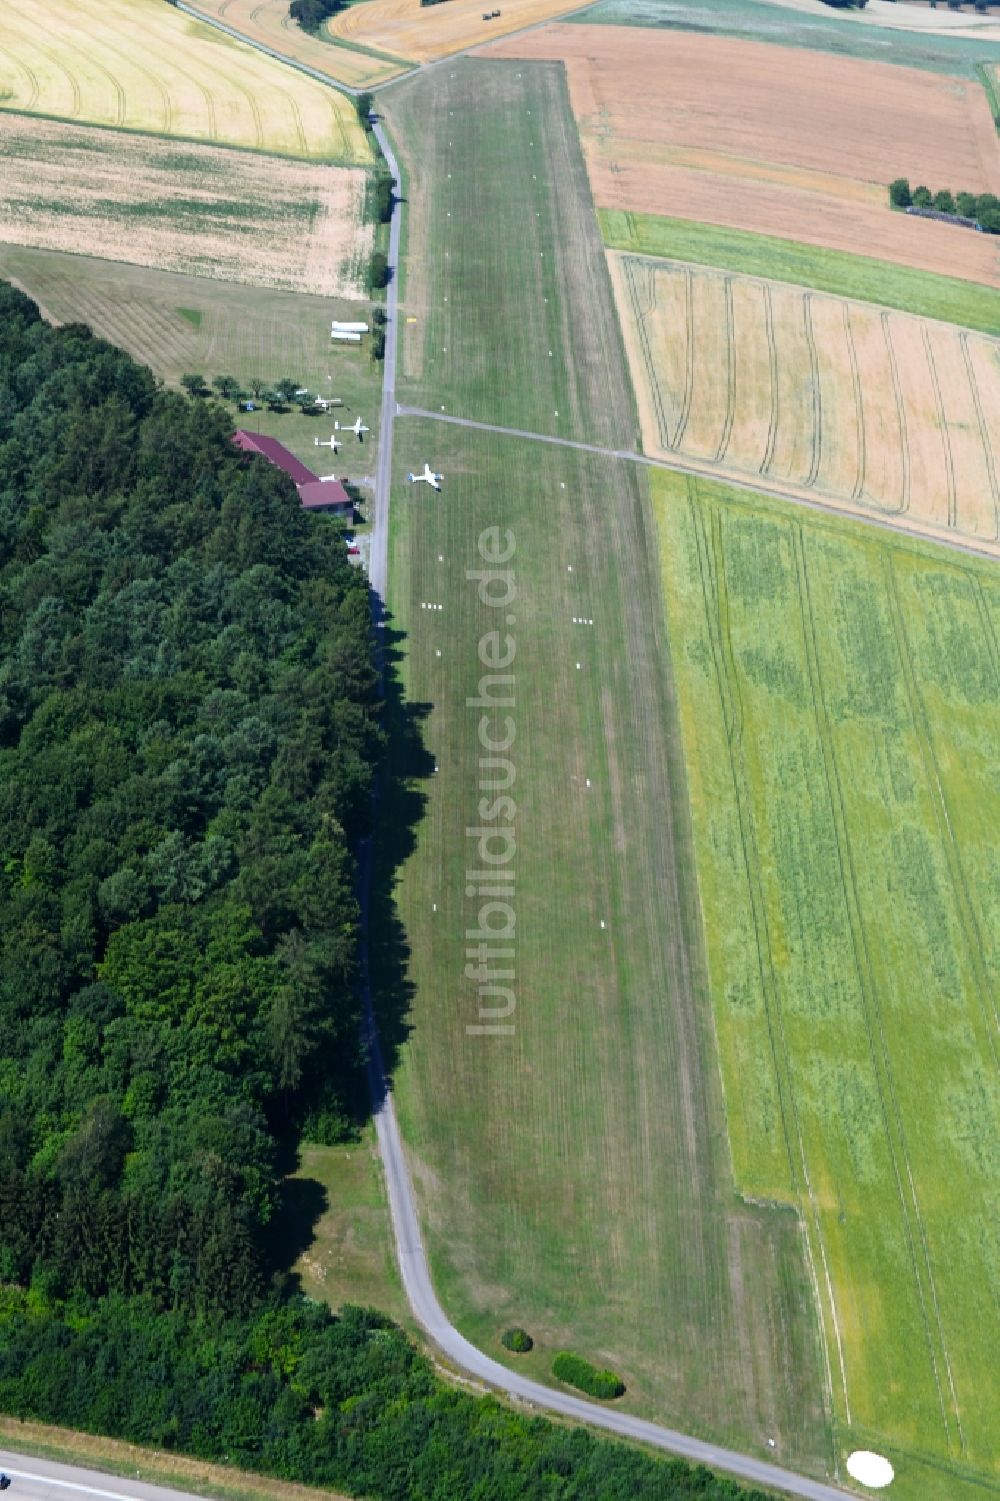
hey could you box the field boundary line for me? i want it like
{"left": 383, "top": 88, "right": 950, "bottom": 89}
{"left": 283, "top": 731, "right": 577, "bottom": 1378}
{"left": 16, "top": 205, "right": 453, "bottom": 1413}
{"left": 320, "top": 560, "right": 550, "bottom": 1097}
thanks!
{"left": 715, "top": 275, "right": 736, "bottom": 463}
{"left": 843, "top": 304, "right": 866, "bottom": 503}
{"left": 884, "top": 560, "right": 1000, "bottom": 1067}
{"left": 880, "top": 312, "right": 910, "bottom": 515}
{"left": 793, "top": 528, "right": 960, "bottom": 1457}
{"left": 958, "top": 333, "right": 1000, "bottom": 541}
{"left": 921, "top": 324, "right": 958, "bottom": 531}
{"left": 687, "top": 494, "right": 845, "bottom": 1435}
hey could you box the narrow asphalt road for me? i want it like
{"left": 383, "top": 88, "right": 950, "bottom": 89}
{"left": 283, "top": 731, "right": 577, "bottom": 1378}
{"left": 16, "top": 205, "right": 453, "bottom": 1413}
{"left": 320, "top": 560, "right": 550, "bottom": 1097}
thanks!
{"left": 172, "top": 1, "right": 418, "bottom": 95}
{"left": 395, "top": 403, "right": 1000, "bottom": 564}
{"left": 0, "top": 1452, "right": 210, "bottom": 1501}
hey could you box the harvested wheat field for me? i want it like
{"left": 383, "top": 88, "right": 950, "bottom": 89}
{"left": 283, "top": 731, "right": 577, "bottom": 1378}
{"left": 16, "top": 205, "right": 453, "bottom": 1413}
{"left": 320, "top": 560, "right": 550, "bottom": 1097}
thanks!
{"left": 0, "top": 0, "right": 370, "bottom": 161}
{"left": 327, "top": 0, "right": 587, "bottom": 65}
{"left": 0, "top": 117, "right": 371, "bottom": 298}
{"left": 487, "top": 26, "right": 1000, "bottom": 285}
{"left": 184, "top": 0, "right": 407, "bottom": 88}
{"left": 611, "top": 254, "right": 1000, "bottom": 552}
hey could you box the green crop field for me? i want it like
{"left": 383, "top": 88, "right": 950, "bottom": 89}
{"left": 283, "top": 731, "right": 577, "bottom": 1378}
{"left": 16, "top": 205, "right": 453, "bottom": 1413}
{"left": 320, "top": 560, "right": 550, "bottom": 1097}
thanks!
{"left": 601, "top": 211, "right": 1000, "bottom": 337}
{"left": 654, "top": 468, "right": 1000, "bottom": 1500}
{"left": 574, "top": 0, "right": 1000, "bottom": 77}
{"left": 0, "top": 245, "right": 382, "bottom": 473}
{"left": 376, "top": 59, "right": 830, "bottom": 1467}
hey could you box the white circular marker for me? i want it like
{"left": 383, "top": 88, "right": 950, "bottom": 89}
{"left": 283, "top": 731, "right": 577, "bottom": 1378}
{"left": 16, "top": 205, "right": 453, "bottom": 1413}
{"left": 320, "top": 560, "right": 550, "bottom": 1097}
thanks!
{"left": 846, "top": 1452, "right": 894, "bottom": 1490}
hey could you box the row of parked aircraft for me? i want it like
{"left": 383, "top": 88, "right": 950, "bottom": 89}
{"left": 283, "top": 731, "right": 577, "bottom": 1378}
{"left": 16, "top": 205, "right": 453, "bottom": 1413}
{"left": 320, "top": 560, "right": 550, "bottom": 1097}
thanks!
{"left": 315, "top": 425, "right": 442, "bottom": 490}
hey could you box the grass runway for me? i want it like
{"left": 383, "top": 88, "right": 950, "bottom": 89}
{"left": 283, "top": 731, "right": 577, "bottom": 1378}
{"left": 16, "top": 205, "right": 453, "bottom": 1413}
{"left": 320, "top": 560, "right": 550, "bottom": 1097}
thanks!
{"left": 377, "top": 58, "right": 829, "bottom": 1465}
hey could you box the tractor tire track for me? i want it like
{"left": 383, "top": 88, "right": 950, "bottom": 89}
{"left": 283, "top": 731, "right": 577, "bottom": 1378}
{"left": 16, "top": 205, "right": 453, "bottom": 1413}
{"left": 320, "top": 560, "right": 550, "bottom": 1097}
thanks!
{"left": 795, "top": 531, "right": 962, "bottom": 1458}
{"left": 922, "top": 324, "right": 957, "bottom": 531}
{"left": 760, "top": 282, "right": 780, "bottom": 478}
{"left": 671, "top": 265, "right": 696, "bottom": 451}
{"left": 0, "top": 43, "right": 40, "bottom": 111}
{"left": 881, "top": 311, "right": 910, "bottom": 515}
{"left": 843, "top": 303, "right": 866, "bottom": 504}
{"left": 714, "top": 275, "right": 736, "bottom": 463}
{"left": 687, "top": 494, "right": 846, "bottom": 1434}
{"left": 625, "top": 258, "right": 672, "bottom": 452}
{"left": 886, "top": 561, "right": 1000, "bottom": 1064}
{"left": 802, "top": 293, "right": 822, "bottom": 489}
{"left": 959, "top": 333, "right": 1000, "bottom": 542}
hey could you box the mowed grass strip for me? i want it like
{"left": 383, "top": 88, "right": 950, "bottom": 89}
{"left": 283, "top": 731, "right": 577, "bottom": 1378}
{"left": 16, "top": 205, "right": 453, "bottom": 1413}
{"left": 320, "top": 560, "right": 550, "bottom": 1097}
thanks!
{"left": 388, "top": 59, "right": 640, "bottom": 445}
{"left": 609, "top": 254, "right": 1000, "bottom": 551}
{"left": 0, "top": 0, "right": 370, "bottom": 161}
{"left": 653, "top": 468, "right": 1000, "bottom": 1498}
{"left": 381, "top": 418, "right": 828, "bottom": 1462}
{"left": 601, "top": 211, "right": 1000, "bottom": 337}
{"left": 183, "top": 0, "right": 408, "bottom": 89}
{"left": 0, "top": 117, "right": 371, "bottom": 298}
{"left": 0, "top": 245, "right": 383, "bottom": 471}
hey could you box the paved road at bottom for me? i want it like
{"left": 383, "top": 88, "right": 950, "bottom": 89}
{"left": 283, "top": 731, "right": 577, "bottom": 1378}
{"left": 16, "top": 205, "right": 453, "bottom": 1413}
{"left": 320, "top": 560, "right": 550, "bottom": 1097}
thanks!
{"left": 395, "top": 401, "right": 1000, "bottom": 564}
{"left": 0, "top": 1452, "right": 210, "bottom": 1501}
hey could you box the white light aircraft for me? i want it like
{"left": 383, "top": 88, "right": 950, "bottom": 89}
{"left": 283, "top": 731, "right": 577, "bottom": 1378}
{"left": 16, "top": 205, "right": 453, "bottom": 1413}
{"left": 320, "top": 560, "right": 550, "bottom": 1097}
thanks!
{"left": 314, "top": 433, "right": 343, "bottom": 452}
{"left": 336, "top": 416, "right": 370, "bottom": 441}
{"left": 407, "top": 463, "right": 443, "bottom": 491}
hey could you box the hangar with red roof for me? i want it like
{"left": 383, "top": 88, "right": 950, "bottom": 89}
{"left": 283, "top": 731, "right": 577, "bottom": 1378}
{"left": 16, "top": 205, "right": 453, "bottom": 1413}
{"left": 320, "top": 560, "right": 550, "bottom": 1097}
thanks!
{"left": 232, "top": 431, "right": 354, "bottom": 520}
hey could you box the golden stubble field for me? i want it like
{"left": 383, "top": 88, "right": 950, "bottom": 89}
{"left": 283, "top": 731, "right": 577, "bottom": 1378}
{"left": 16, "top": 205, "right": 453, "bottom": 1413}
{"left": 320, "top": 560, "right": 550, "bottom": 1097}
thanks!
{"left": 184, "top": 0, "right": 407, "bottom": 87}
{"left": 0, "top": 118, "right": 372, "bottom": 298}
{"left": 0, "top": 0, "right": 370, "bottom": 161}
{"left": 487, "top": 26, "right": 1000, "bottom": 286}
{"left": 610, "top": 254, "right": 1000, "bottom": 553}
{"left": 327, "top": 0, "right": 588, "bottom": 64}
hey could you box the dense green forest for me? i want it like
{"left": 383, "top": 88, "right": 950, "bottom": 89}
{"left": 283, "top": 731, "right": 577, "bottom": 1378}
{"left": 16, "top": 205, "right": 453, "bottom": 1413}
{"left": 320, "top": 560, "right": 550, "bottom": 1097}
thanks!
{"left": 0, "top": 280, "right": 772, "bottom": 1500}
{"left": 0, "top": 1294, "right": 773, "bottom": 1501}
{"left": 0, "top": 281, "right": 381, "bottom": 1312}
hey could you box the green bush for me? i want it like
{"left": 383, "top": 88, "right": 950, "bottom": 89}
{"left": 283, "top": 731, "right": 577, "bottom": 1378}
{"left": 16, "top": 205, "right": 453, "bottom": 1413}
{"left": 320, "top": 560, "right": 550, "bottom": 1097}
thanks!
{"left": 979, "top": 208, "right": 1000, "bottom": 235}
{"left": 912, "top": 184, "right": 933, "bottom": 208}
{"left": 888, "top": 177, "right": 912, "bottom": 209}
{"left": 933, "top": 188, "right": 955, "bottom": 215}
{"left": 501, "top": 1326, "right": 533, "bottom": 1353}
{"left": 552, "top": 1351, "right": 625, "bottom": 1399}
{"left": 368, "top": 251, "right": 390, "bottom": 292}
{"left": 957, "top": 191, "right": 979, "bottom": 219}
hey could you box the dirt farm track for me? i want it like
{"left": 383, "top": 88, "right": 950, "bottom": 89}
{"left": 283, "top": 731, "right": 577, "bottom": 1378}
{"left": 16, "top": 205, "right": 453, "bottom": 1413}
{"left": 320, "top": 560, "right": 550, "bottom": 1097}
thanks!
{"left": 487, "top": 26, "right": 1000, "bottom": 286}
